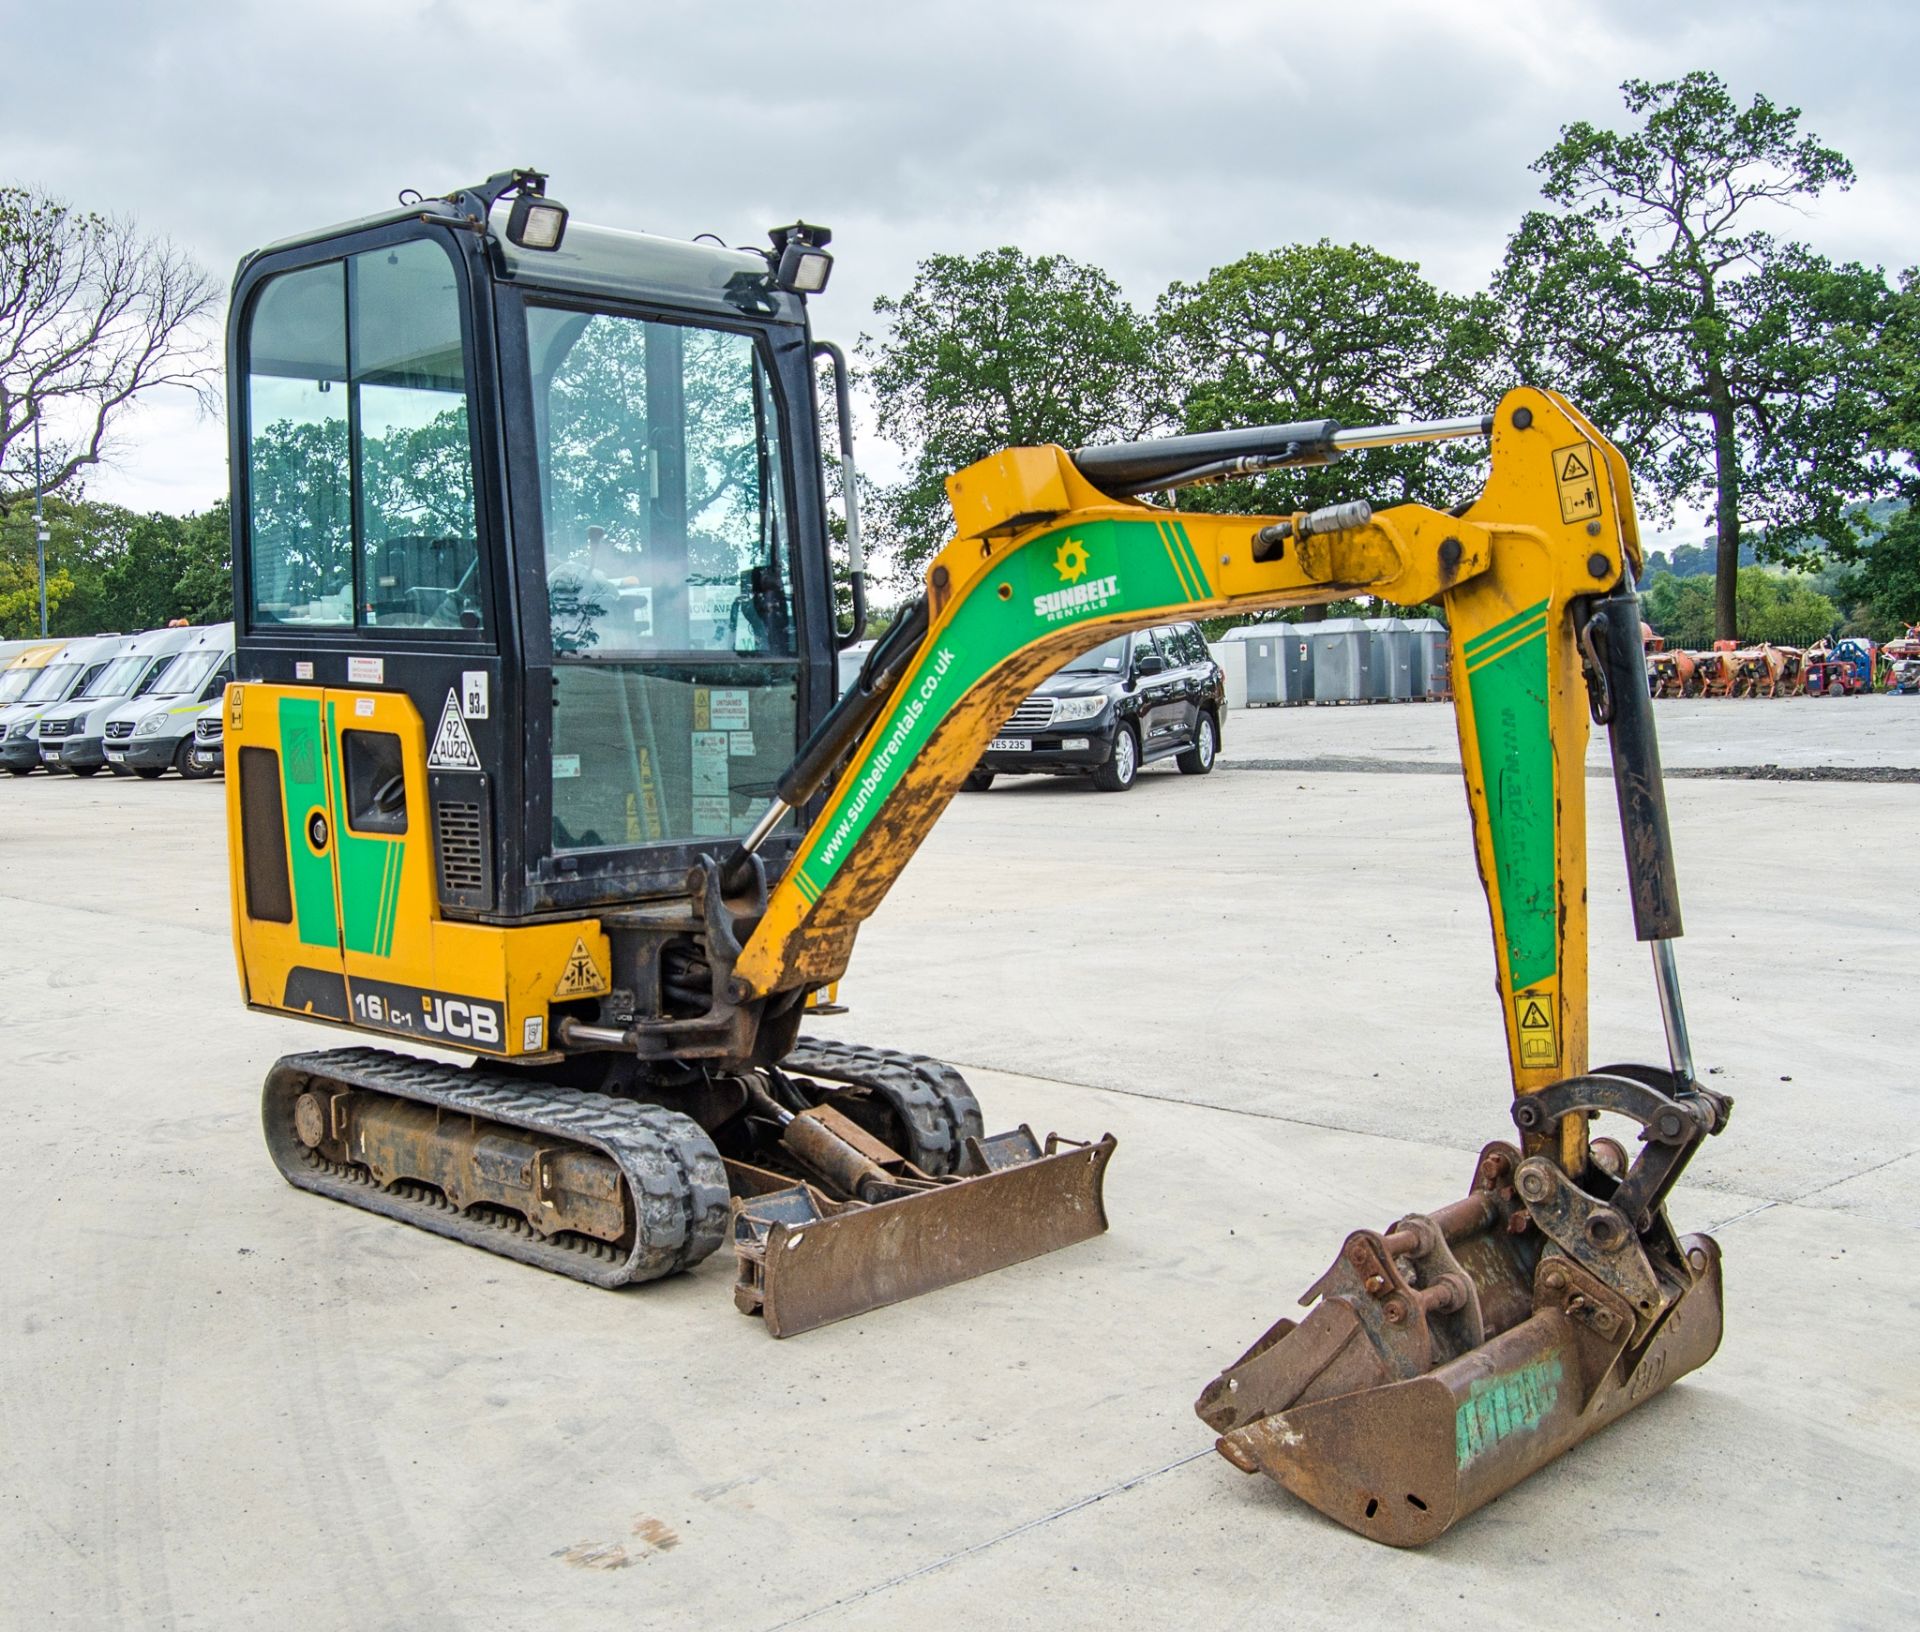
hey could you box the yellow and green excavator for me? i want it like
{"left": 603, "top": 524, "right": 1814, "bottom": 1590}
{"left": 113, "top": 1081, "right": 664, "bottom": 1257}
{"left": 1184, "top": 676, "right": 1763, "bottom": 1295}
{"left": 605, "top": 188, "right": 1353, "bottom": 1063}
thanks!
{"left": 222, "top": 170, "right": 1728, "bottom": 1543}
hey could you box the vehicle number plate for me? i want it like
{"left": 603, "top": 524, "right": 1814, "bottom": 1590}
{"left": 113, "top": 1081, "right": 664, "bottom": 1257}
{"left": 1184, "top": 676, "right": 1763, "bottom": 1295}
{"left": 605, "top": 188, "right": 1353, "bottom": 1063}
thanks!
{"left": 987, "top": 737, "right": 1032, "bottom": 752}
{"left": 106, "top": 749, "right": 125, "bottom": 761}
{"left": 40, "top": 747, "right": 60, "bottom": 762}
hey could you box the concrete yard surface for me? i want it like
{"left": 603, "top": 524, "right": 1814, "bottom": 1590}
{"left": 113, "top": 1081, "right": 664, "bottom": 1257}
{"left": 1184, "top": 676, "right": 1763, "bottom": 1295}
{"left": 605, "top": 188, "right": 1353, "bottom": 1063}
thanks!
{"left": 1, "top": 701, "right": 1915, "bottom": 1631}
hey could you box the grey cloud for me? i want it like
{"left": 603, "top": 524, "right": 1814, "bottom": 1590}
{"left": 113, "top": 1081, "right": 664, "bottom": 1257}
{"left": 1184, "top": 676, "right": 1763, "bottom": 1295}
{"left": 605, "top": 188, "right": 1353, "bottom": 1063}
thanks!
{"left": 5, "top": 0, "right": 1915, "bottom": 507}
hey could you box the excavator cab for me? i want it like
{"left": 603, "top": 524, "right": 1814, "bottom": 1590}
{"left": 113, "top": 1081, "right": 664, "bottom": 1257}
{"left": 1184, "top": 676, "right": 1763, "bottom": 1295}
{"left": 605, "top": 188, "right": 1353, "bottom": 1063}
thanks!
{"left": 225, "top": 171, "right": 1113, "bottom": 1333}
{"left": 231, "top": 174, "right": 832, "bottom": 959}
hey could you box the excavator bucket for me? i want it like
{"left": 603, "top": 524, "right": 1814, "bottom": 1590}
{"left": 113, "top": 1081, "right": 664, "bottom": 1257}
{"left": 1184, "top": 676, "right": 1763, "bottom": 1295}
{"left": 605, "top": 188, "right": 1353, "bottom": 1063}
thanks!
{"left": 729, "top": 1126, "right": 1115, "bottom": 1337}
{"left": 1197, "top": 1136, "right": 1726, "bottom": 1545}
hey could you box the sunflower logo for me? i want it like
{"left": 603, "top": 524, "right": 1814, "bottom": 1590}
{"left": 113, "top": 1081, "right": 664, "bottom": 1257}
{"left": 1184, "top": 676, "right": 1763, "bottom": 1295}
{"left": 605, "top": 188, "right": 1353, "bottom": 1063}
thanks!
{"left": 1053, "top": 537, "right": 1090, "bottom": 582}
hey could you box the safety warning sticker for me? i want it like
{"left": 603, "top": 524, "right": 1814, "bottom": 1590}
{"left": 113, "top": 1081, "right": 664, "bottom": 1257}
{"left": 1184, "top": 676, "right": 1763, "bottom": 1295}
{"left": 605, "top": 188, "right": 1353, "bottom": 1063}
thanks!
{"left": 1513, "top": 991, "right": 1560, "bottom": 1069}
{"left": 553, "top": 936, "right": 604, "bottom": 998}
{"left": 428, "top": 689, "right": 482, "bottom": 771}
{"left": 1552, "top": 443, "right": 1602, "bottom": 526}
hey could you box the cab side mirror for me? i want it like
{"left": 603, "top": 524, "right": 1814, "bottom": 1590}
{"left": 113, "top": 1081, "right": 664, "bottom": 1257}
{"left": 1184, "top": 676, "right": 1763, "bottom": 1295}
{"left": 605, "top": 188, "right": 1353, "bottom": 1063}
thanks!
{"left": 1135, "top": 651, "right": 1167, "bottom": 677}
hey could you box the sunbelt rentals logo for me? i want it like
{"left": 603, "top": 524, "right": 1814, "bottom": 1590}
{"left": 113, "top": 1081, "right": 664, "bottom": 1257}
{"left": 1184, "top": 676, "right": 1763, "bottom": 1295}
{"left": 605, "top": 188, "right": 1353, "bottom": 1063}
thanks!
{"left": 1034, "top": 535, "right": 1120, "bottom": 624}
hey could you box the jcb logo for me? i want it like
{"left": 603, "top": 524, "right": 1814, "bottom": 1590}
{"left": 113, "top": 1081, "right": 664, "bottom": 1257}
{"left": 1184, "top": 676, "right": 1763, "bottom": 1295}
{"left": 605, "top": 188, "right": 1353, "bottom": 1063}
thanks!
{"left": 422, "top": 995, "right": 501, "bottom": 1046}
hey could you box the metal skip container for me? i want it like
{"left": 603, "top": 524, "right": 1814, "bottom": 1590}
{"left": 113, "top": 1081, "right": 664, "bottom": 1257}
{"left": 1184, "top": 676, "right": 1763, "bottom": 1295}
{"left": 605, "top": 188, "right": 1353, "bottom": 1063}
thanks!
{"left": 1308, "top": 617, "right": 1371, "bottom": 703}
{"left": 1227, "top": 623, "right": 1313, "bottom": 706}
{"left": 1404, "top": 617, "right": 1451, "bottom": 699}
{"left": 1367, "top": 618, "right": 1415, "bottom": 702}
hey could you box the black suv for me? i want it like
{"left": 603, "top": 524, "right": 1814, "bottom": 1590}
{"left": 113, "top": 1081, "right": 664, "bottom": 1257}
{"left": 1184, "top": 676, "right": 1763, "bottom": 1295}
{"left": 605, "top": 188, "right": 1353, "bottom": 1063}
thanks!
{"left": 965, "top": 623, "right": 1226, "bottom": 792}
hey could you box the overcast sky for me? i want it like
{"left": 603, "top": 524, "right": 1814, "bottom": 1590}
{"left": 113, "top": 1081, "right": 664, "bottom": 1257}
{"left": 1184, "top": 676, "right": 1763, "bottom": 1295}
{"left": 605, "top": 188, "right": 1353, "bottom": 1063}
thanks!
{"left": 6, "top": 0, "right": 1917, "bottom": 516}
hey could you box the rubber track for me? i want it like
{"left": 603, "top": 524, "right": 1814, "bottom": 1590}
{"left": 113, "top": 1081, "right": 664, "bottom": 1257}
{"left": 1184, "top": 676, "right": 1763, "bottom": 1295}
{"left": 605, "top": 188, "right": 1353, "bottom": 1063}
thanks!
{"left": 782, "top": 1037, "right": 985, "bottom": 1176}
{"left": 263, "top": 1047, "right": 731, "bottom": 1287}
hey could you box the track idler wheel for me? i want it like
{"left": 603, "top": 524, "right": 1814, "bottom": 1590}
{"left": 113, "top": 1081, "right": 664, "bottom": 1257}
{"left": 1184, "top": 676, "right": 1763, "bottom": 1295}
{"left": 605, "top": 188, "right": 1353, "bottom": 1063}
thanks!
{"left": 1197, "top": 1066, "right": 1730, "bottom": 1545}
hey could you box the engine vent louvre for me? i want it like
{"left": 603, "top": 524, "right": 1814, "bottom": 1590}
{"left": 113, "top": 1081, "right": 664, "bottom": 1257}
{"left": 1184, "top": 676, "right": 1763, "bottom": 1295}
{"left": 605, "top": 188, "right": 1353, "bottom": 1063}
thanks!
{"left": 431, "top": 772, "right": 494, "bottom": 914}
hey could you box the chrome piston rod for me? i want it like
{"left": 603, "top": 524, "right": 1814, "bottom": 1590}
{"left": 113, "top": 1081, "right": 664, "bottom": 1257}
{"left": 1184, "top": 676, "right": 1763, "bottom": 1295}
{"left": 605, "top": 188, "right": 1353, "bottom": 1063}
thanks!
{"left": 1651, "top": 939, "right": 1696, "bottom": 1085}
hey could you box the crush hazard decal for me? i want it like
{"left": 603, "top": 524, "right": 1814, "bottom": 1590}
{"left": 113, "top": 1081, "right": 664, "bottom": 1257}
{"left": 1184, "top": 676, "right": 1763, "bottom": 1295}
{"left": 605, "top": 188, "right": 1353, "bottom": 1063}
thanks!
{"left": 553, "top": 936, "right": 606, "bottom": 998}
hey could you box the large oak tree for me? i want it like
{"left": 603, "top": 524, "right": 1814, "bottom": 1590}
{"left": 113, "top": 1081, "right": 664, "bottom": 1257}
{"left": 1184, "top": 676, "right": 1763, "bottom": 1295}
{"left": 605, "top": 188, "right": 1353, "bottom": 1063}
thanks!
{"left": 1497, "top": 72, "right": 1895, "bottom": 640}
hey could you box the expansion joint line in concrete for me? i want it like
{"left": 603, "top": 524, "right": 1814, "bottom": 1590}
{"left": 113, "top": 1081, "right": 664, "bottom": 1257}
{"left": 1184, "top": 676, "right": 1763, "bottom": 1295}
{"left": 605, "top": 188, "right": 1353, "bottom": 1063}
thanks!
{"left": 1705, "top": 1144, "right": 1919, "bottom": 1233}
{"left": 947, "top": 1059, "right": 1881, "bottom": 1213}
{"left": 1221, "top": 759, "right": 1920, "bottom": 783}
{"left": 757, "top": 1449, "right": 1212, "bottom": 1631}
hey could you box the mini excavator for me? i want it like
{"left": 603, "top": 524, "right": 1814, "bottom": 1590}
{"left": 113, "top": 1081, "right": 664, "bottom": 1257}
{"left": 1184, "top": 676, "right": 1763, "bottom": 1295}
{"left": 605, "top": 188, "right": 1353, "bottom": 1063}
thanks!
{"left": 223, "top": 171, "right": 1728, "bottom": 1541}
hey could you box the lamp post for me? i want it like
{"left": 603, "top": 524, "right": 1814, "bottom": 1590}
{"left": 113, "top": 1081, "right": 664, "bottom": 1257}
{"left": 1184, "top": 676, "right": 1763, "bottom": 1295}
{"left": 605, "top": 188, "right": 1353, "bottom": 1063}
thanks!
{"left": 33, "top": 419, "right": 49, "bottom": 637}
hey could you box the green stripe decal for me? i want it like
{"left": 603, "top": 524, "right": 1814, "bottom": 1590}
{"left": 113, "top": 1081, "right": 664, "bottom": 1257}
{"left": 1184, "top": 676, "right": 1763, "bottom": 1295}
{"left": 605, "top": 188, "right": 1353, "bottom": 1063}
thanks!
{"left": 328, "top": 701, "right": 402, "bottom": 957}
{"left": 792, "top": 518, "right": 1196, "bottom": 899}
{"left": 1466, "top": 622, "right": 1557, "bottom": 991}
{"left": 1464, "top": 612, "right": 1548, "bottom": 674}
{"left": 1156, "top": 522, "right": 1199, "bottom": 599}
{"left": 1463, "top": 598, "right": 1549, "bottom": 660}
{"left": 278, "top": 696, "right": 339, "bottom": 950}
{"left": 1170, "top": 521, "right": 1212, "bottom": 597}
{"left": 374, "top": 840, "right": 402, "bottom": 957}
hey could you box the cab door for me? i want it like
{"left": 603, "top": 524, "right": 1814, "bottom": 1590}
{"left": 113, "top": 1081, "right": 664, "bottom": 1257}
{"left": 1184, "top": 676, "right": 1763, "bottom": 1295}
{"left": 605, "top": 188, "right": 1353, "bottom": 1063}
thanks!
{"left": 226, "top": 685, "right": 350, "bottom": 1024}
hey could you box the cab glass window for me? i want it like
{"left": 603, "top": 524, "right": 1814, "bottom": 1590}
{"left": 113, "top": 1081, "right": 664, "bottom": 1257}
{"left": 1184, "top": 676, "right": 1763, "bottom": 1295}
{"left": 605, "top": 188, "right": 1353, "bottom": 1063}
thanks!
{"left": 525, "top": 308, "right": 795, "bottom": 659}
{"left": 550, "top": 664, "right": 796, "bottom": 848}
{"left": 354, "top": 240, "right": 481, "bottom": 628}
{"left": 246, "top": 263, "right": 352, "bottom": 626}
{"left": 244, "top": 240, "right": 481, "bottom": 633}
{"left": 527, "top": 306, "right": 801, "bottom": 855}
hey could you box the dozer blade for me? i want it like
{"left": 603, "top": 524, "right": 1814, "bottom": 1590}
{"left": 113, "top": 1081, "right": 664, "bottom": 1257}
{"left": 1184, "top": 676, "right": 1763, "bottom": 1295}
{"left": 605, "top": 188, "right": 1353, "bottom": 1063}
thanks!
{"left": 729, "top": 1129, "right": 1115, "bottom": 1337}
{"left": 1197, "top": 1131, "right": 1725, "bottom": 1545}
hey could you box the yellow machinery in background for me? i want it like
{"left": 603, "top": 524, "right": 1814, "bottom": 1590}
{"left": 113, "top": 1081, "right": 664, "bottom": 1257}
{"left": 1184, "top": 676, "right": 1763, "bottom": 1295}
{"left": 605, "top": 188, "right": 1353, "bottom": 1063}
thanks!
{"left": 224, "top": 171, "right": 1727, "bottom": 1540}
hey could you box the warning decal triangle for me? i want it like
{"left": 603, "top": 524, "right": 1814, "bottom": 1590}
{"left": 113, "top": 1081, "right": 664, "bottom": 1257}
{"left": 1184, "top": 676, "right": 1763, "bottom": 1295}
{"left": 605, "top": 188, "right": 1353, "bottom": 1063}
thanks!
{"left": 1558, "top": 449, "right": 1590, "bottom": 481}
{"left": 555, "top": 937, "right": 603, "bottom": 997}
{"left": 1518, "top": 999, "right": 1551, "bottom": 1031}
{"left": 428, "top": 689, "right": 482, "bottom": 771}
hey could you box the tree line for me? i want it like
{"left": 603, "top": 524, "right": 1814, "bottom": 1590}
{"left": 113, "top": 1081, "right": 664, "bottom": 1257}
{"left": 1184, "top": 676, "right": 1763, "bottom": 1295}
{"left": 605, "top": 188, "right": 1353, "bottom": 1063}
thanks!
{"left": 5, "top": 70, "right": 1918, "bottom": 646}
{"left": 861, "top": 72, "right": 1920, "bottom": 645}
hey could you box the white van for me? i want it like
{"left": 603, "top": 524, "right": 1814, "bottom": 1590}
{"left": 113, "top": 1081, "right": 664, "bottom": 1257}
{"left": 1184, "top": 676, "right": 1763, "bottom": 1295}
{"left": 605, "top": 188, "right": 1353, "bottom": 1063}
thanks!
{"left": 100, "top": 623, "right": 235, "bottom": 779}
{"left": 185, "top": 699, "right": 224, "bottom": 778}
{"left": 35, "top": 626, "right": 201, "bottom": 776}
{"left": 0, "top": 634, "right": 125, "bottom": 776}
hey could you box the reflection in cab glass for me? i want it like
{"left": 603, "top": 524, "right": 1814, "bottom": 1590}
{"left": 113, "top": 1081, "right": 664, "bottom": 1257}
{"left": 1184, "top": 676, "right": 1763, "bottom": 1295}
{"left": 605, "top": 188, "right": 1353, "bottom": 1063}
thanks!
{"left": 526, "top": 307, "right": 799, "bottom": 851}
{"left": 245, "top": 240, "right": 481, "bottom": 631}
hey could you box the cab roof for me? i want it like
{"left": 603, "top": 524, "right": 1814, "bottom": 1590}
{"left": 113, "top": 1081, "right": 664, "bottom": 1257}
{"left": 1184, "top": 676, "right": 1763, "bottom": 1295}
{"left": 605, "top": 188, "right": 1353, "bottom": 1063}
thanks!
{"left": 242, "top": 202, "right": 807, "bottom": 327}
